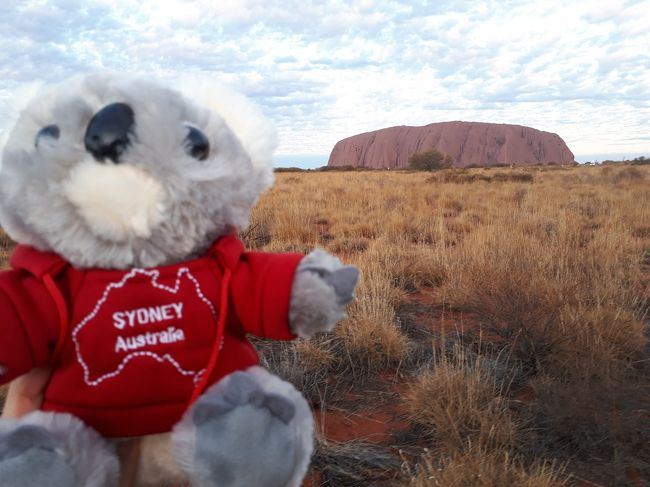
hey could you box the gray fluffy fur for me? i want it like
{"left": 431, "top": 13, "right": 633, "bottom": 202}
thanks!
{"left": 290, "top": 249, "right": 359, "bottom": 339}
{"left": 172, "top": 366, "right": 313, "bottom": 487}
{"left": 0, "top": 73, "right": 269, "bottom": 269}
{"left": 0, "top": 411, "right": 119, "bottom": 487}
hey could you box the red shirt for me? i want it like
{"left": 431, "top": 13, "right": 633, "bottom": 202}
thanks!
{"left": 0, "top": 236, "right": 303, "bottom": 437}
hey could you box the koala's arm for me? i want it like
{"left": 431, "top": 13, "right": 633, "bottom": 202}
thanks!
{"left": 288, "top": 249, "right": 359, "bottom": 339}
{"left": 229, "top": 249, "right": 358, "bottom": 340}
{"left": 229, "top": 251, "right": 306, "bottom": 340}
{"left": 0, "top": 271, "right": 60, "bottom": 385}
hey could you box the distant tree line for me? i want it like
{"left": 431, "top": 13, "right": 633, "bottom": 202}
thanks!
{"left": 600, "top": 156, "right": 649, "bottom": 166}
{"left": 274, "top": 165, "right": 377, "bottom": 173}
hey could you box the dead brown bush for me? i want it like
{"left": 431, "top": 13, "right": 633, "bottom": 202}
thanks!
{"left": 525, "top": 376, "right": 650, "bottom": 480}
{"left": 611, "top": 166, "right": 645, "bottom": 183}
{"left": 492, "top": 172, "right": 535, "bottom": 183}
{"left": 313, "top": 439, "right": 401, "bottom": 485}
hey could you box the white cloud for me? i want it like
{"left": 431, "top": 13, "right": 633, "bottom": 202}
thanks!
{"left": 0, "top": 0, "right": 648, "bottom": 162}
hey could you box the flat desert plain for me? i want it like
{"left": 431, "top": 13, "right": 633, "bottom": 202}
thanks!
{"left": 251, "top": 164, "right": 649, "bottom": 487}
{"left": 1, "top": 164, "right": 649, "bottom": 486}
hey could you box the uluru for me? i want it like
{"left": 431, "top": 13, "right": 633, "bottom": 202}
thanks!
{"left": 327, "top": 121, "right": 574, "bottom": 168}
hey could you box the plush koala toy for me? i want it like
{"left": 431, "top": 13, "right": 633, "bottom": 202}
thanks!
{"left": 0, "top": 73, "right": 358, "bottom": 487}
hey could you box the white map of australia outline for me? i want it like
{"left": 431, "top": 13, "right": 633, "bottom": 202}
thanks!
{"left": 71, "top": 267, "right": 217, "bottom": 387}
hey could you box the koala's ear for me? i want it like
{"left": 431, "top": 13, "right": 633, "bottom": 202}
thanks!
{"left": 174, "top": 78, "right": 277, "bottom": 192}
{"left": 0, "top": 81, "right": 44, "bottom": 159}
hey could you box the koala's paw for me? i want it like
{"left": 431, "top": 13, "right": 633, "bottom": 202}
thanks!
{"left": 191, "top": 371, "right": 297, "bottom": 426}
{"left": 0, "top": 412, "right": 119, "bottom": 487}
{"left": 0, "top": 424, "right": 74, "bottom": 487}
{"left": 289, "top": 249, "right": 359, "bottom": 339}
{"left": 172, "top": 367, "right": 313, "bottom": 487}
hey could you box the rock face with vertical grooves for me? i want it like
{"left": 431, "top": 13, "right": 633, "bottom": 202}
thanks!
{"left": 327, "top": 121, "right": 574, "bottom": 168}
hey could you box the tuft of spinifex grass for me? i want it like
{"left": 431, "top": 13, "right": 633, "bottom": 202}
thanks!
{"left": 410, "top": 443, "right": 566, "bottom": 487}
{"left": 335, "top": 247, "right": 410, "bottom": 374}
{"left": 403, "top": 343, "right": 517, "bottom": 453}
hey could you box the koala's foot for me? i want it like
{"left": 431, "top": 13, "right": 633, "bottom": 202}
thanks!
{"left": 0, "top": 423, "right": 74, "bottom": 487}
{"left": 172, "top": 366, "right": 313, "bottom": 487}
{"left": 290, "top": 248, "right": 360, "bottom": 339}
{"left": 0, "top": 411, "right": 119, "bottom": 487}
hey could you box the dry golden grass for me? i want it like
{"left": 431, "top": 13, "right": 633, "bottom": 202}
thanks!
{"left": 0, "top": 163, "right": 648, "bottom": 485}
{"left": 403, "top": 344, "right": 517, "bottom": 452}
{"left": 313, "top": 439, "right": 402, "bottom": 485}
{"left": 410, "top": 444, "right": 565, "bottom": 487}
{"left": 250, "top": 166, "right": 648, "bottom": 385}
{"left": 0, "top": 228, "right": 12, "bottom": 269}
{"left": 0, "top": 385, "right": 6, "bottom": 409}
{"left": 439, "top": 177, "right": 647, "bottom": 381}
{"left": 244, "top": 164, "right": 649, "bottom": 485}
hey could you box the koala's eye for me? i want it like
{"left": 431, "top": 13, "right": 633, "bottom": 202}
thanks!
{"left": 34, "top": 124, "right": 60, "bottom": 147}
{"left": 183, "top": 124, "right": 209, "bottom": 161}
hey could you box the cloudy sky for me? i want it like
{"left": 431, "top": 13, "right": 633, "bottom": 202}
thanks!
{"left": 1, "top": 0, "right": 648, "bottom": 166}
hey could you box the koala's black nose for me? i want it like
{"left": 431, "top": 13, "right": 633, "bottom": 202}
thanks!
{"left": 84, "top": 103, "right": 135, "bottom": 163}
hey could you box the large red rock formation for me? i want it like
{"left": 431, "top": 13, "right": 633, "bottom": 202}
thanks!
{"left": 327, "top": 121, "right": 574, "bottom": 168}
